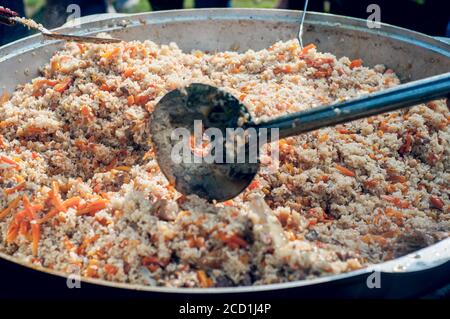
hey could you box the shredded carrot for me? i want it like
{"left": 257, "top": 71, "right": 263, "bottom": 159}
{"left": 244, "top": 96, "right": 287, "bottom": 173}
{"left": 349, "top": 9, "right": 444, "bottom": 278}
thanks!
{"left": 81, "top": 105, "right": 95, "bottom": 122}
{"left": 313, "top": 68, "right": 333, "bottom": 78}
{"left": 388, "top": 175, "right": 407, "bottom": 184}
{"left": 338, "top": 128, "right": 352, "bottom": 134}
{"left": 349, "top": 59, "right": 363, "bottom": 69}
{"left": 122, "top": 68, "right": 134, "bottom": 78}
{"left": 50, "top": 181, "right": 66, "bottom": 212}
{"left": 0, "top": 196, "right": 21, "bottom": 221}
{"left": 399, "top": 133, "right": 413, "bottom": 155}
{"left": 430, "top": 195, "right": 444, "bottom": 210}
{"left": 219, "top": 232, "right": 248, "bottom": 250}
{"left": 104, "top": 264, "right": 118, "bottom": 275}
{"left": 76, "top": 43, "right": 85, "bottom": 54}
{"left": 197, "top": 270, "right": 213, "bottom": 288}
{"left": 22, "top": 195, "right": 42, "bottom": 256}
{"left": 50, "top": 59, "right": 60, "bottom": 71}
{"left": 127, "top": 95, "right": 135, "bottom": 106}
{"left": 248, "top": 180, "right": 259, "bottom": 191}
{"left": 318, "top": 133, "right": 329, "bottom": 143}
{"left": 4, "top": 181, "right": 26, "bottom": 195}
{"left": 54, "top": 78, "right": 72, "bottom": 93}
{"left": 101, "top": 47, "right": 120, "bottom": 59}
{"left": 364, "top": 179, "right": 378, "bottom": 188}
{"left": 273, "top": 65, "right": 293, "bottom": 74}
{"left": 20, "top": 126, "right": 47, "bottom": 137}
{"left": 38, "top": 196, "right": 81, "bottom": 224}
{"left": 385, "top": 207, "right": 404, "bottom": 226}
{"left": 74, "top": 139, "right": 88, "bottom": 151}
{"left": 0, "top": 121, "right": 13, "bottom": 129}
{"left": 0, "top": 155, "right": 20, "bottom": 169}
{"left": 142, "top": 256, "right": 160, "bottom": 265}
{"left": 0, "top": 155, "right": 17, "bottom": 165}
{"left": 19, "top": 219, "right": 30, "bottom": 237}
{"left": 308, "top": 57, "right": 334, "bottom": 68}
{"left": 300, "top": 43, "right": 316, "bottom": 56}
{"left": 277, "top": 53, "right": 285, "bottom": 61}
{"left": 381, "top": 195, "right": 410, "bottom": 209}
{"left": 0, "top": 135, "right": 6, "bottom": 149}
{"left": 6, "top": 222, "right": 19, "bottom": 243}
{"left": 113, "top": 166, "right": 131, "bottom": 172}
{"left": 32, "top": 79, "right": 58, "bottom": 97}
{"left": 223, "top": 200, "right": 234, "bottom": 207}
{"left": 315, "top": 175, "right": 329, "bottom": 183}
{"left": 76, "top": 199, "right": 109, "bottom": 216}
{"left": 134, "top": 94, "right": 150, "bottom": 106}
{"left": 99, "top": 83, "right": 116, "bottom": 92}
{"left": 361, "top": 234, "right": 387, "bottom": 246}
{"left": 335, "top": 164, "right": 355, "bottom": 177}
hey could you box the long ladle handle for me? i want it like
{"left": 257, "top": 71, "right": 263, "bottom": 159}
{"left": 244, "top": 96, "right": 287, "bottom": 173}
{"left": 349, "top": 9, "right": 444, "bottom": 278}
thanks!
{"left": 251, "top": 72, "right": 450, "bottom": 139}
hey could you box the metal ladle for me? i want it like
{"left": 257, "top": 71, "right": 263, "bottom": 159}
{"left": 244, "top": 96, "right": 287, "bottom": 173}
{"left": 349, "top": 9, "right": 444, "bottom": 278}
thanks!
{"left": 150, "top": 73, "right": 450, "bottom": 202}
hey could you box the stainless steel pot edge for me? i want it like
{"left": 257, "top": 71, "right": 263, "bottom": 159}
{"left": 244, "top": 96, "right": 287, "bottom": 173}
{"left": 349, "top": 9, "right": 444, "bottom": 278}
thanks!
{"left": 1, "top": 9, "right": 449, "bottom": 63}
{"left": 0, "top": 9, "right": 449, "bottom": 294}
{"left": 0, "top": 238, "right": 448, "bottom": 294}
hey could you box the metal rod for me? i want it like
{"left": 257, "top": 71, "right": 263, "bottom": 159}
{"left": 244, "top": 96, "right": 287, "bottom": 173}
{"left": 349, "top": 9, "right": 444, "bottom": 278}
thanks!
{"left": 251, "top": 72, "right": 450, "bottom": 139}
{"left": 297, "top": 0, "right": 309, "bottom": 48}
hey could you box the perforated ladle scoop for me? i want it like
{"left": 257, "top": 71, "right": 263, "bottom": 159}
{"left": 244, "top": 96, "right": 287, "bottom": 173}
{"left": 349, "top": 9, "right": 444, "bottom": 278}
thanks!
{"left": 150, "top": 72, "right": 450, "bottom": 202}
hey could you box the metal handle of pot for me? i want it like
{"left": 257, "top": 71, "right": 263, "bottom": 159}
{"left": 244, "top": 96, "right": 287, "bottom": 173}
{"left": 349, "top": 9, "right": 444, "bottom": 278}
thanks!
{"left": 252, "top": 72, "right": 450, "bottom": 139}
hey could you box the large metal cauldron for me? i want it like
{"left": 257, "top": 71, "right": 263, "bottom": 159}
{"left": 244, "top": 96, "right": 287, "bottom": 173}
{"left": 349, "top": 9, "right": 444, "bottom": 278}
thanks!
{"left": 0, "top": 9, "right": 449, "bottom": 299}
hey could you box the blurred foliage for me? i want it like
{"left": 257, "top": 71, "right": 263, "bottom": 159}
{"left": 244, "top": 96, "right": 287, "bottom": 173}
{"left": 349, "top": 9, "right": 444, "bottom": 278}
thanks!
{"left": 24, "top": 0, "right": 277, "bottom": 15}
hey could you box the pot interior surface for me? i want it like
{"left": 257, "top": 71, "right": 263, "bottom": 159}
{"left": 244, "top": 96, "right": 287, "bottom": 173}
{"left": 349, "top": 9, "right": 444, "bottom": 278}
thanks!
{"left": 1, "top": 9, "right": 449, "bottom": 94}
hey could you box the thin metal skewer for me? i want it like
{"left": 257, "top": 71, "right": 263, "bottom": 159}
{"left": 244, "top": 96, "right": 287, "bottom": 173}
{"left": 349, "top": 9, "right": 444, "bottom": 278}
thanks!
{"left": 298, "top": 0, "right": 309, "bottom": 49}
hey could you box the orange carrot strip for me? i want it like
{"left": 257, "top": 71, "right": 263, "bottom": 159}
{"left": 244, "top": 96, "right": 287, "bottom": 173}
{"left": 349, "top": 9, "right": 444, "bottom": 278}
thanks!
{"left": 50, "top": 181, "right": 65, "bottom": 212}
{"left": 38, "top": 196, "right": 81, "bottom": 224}
{"left": 430, "top": 196, "right": 444, "bottom": 210}
{"left": 219, "top": 232, "right": 248, "bottom": 250}
{"left": 4, "top": 181, "right": 26, "bottom": 195}
{"left": 104, "top": 264, "right": 118, "bottom": 275}
{"left": 335, "top": 164, "right": 355, "bottom": 177}
{"left": 76, "top": 199, "right": 109, "bottom": 216}
{"left": 54, "top": 78, "right": 72, "bottom": 93}
{"left": 23, "top": 195, "right": 42, "bottom": 256}
{"left": 101, "top": 47, "right": 120, "bottom": 59}
{"left": 81, "top": 105, "right": 95, "bottom": 122}
{"left": 381, "top": 195, "right": 410, "bottom": 209}
{"left": 122, "top": 68, "right": 134, "bottom": 78}
{"left": 349, "top": 59, "right": 363, "bottom": 69}
{"left": 0, "top": 196, "right": 21, "bottom": 220}
{"left": 0, "top": 155, "right": 20, "bottom": 169}
{"left": 300, "top": 43, "right": 316, "bottom": 55}
{"left": 197, "top": 270, "right": 213, "bottom": 288}
{"left": 0, "top": 135, "right": 6, "bottom": 149}
{"left": 19, "top": 219, "right": 30, "bottom": 237}
{"left": 6, "top": 223, "right": 19, "bottom": 243}
{"left": 248, "top": 180, "right": 259, "bottom": 191}
{"left": 31, "top": 222, "right": 40, "bottom": 256}
{"left": 388, "top": 175, "right": 407, "bottom": 183}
